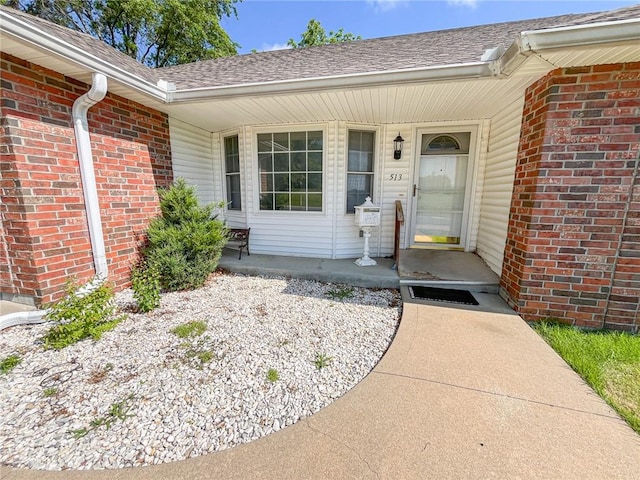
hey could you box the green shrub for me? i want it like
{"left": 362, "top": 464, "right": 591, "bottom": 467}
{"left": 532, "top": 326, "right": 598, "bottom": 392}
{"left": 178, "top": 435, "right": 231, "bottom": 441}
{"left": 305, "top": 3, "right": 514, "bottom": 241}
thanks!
{"left": 42, "top": 279, "right": 125, "bottom": 350}
{"left": 131, "top": 260, "right": 161, "bottom": 312}
{"left": 144, "top": 178, "right": 227, "bottom": 291}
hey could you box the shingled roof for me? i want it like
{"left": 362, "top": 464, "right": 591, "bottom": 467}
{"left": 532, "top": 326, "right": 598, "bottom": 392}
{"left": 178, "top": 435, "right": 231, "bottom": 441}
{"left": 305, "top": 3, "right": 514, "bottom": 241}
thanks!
{"left": 2, "top": 4, "right": 639, "bottom": 91}
{"left": 156, "top": 5, "right": 640, "bottom": 90}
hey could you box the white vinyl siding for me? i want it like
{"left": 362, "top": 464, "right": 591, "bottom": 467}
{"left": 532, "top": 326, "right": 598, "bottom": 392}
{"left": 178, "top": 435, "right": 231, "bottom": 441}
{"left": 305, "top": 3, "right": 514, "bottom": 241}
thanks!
{"left": 379, "top": 125, "right": 412, "bottom": 256}
{"left": 169, "top": 117, "right": 217, "bottom": 205}
{"left": 335, "top": 125, "right": 385, "bottom": 258}
{"left": 468, "top": 121, "right": 490, "bottom": 251}
{"left": 476, "top": 98, "right": 525, "bottom": 274}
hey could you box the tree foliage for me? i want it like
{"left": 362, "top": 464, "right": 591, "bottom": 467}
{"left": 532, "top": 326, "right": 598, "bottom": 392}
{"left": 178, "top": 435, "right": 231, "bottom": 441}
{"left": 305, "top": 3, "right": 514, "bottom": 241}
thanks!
{"left": 287, "top": 19, "right": 361, "bottom": 49}
{"left": 6, "top": 0, "right": 240, "bottom": 67}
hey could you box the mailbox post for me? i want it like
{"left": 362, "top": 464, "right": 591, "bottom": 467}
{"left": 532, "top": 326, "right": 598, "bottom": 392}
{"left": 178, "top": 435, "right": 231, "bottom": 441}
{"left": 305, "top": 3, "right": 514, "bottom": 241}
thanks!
{"left": 354, "top": 197, "right": 381, "bottom": 267}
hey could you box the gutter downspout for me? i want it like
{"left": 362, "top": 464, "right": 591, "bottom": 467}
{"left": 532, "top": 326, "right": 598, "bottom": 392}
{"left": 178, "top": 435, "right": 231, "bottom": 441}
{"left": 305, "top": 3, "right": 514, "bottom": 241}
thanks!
{"left": 0, "top": 73, "right": 109, "bottom": 331}
{"left": 72, "top": 72, "right": 109, "bottom": 281}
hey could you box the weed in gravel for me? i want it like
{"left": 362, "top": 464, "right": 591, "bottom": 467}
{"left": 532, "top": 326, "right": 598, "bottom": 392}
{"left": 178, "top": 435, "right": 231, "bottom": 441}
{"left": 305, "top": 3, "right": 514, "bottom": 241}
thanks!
{"left": 184, "top": 341, "right": 213, "bottom": 365}
{"left": 314, "top": 352, "right": 333, "bottom": 370}
{"left": 267, "top": 368, "right": 279, "bottom": 382}
{"left": 171, "top": 320, "right": 207, "bottom": 338}
{"left": 42, "top": 279, "right": 125, "bottom": 350}
{"left": 326, "top": 286, "right": 355, "bottom": 301}
{"left": 87, "top": 363, "right": 114, "bottom": 384}
{"left": 131, "top": 260, "right": 161, "bottom": 313}
{"left": 69, "top": 394, "right": 135, "bottom": 439}
{"left": 175, "top": 334, "right": 215, "bottom": 369}
{"left": 43, "top": 387, "right": 58, "bottom": 398}
{"left": 0, "top": 354, "right": 21, "bottom": 375}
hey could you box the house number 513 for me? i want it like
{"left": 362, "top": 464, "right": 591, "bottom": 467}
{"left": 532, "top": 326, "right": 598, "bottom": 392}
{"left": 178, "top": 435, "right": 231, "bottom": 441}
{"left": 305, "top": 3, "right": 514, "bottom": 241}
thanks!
{"left": 388, "top": 174, "right": 403, "bottom": 181}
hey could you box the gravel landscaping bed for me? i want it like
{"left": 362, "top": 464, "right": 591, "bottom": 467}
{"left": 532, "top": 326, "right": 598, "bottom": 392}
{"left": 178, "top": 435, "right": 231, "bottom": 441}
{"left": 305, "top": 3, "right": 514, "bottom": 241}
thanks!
{"left": 0, "top": 273, "right": 401, "bottom": 470}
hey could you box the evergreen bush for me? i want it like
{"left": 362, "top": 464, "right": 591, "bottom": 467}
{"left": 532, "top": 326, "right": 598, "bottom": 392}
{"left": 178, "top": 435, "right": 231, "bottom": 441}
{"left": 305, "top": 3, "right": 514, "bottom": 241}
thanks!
{"left": 144, "top": 178, "right": 227, "bottom": 291}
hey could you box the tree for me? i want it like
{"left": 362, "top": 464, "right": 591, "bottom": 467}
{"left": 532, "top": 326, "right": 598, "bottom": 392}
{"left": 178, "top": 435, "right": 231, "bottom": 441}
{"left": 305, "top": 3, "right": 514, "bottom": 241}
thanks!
{"left": 5, "top": 0, "right": 240, "bottom": 67}
{"left": 287, "top": 19, "right": 361, "bottom": 49}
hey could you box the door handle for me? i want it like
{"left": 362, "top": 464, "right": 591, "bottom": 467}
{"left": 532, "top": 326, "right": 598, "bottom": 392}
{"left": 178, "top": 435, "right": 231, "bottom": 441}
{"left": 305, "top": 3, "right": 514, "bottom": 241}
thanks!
{"left": 413, "top": 184, "right": 417, "bottom": 197}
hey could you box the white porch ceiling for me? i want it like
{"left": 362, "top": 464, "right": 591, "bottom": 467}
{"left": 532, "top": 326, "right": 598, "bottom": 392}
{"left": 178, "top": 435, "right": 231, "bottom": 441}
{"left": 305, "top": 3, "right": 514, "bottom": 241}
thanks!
{"left": 165, "top": 74, "right": 541, "bottom": 132}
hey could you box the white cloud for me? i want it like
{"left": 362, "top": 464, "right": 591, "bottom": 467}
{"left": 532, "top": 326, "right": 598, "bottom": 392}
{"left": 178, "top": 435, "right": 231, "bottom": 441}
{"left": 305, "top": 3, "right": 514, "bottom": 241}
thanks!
{"left": 447, "top": 0, "right": 478, "bottom": 8}
{"left": 259, "top": 42, "right": 292, "bottom": 52}
{"left": 366, "top": 0, "right": 409, "bottom": 13}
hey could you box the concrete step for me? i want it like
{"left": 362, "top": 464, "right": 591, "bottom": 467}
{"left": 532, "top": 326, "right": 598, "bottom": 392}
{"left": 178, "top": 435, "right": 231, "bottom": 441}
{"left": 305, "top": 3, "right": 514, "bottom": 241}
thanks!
{"left": 399, "top": 278, "right": 499, "bottom": 293}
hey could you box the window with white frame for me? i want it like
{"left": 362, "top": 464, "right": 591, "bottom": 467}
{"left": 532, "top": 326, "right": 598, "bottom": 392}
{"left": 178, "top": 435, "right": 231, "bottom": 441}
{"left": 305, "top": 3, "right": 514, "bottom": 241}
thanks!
{"left": 257, "top": 131, "right": 323, "bottom": 211}
{"left": 346, "top": 130, "right": 375, "bottom": 213}
{"left": 224, "top": 135, "right": 241, "bottom": 210}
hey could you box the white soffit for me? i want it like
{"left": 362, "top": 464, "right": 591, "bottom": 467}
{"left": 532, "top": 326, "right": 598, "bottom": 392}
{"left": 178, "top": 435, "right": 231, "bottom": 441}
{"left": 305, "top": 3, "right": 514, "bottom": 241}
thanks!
{"left": 538, "top": 44, "right": 640, "bottom": 69}
{"left": 165, "top": 75, "right": 540, "bottom": 132}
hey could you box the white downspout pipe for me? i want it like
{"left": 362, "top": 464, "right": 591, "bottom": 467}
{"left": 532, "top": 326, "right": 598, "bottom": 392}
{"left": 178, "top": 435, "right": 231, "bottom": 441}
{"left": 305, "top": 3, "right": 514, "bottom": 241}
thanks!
{"left": 0, "top": 73, "right": 109, "bottom": 330}
{"left": 72, "top": 72, "right": 109, "bottom": 281}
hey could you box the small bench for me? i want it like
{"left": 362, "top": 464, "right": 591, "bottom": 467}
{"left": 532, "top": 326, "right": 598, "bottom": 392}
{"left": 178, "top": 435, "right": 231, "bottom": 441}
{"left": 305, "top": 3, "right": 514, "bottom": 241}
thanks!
{"left": 227, "top": 228, "right": 250, "bottom": 260}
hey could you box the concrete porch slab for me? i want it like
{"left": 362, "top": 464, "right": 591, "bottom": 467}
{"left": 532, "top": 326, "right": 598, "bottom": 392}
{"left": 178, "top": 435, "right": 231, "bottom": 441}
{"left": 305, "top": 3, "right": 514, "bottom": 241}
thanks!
{"left": 398, "top": 249, "right": 500, "bottom": 292}
{"left": 218, "top": 248, "right": 399, "bottom": 289}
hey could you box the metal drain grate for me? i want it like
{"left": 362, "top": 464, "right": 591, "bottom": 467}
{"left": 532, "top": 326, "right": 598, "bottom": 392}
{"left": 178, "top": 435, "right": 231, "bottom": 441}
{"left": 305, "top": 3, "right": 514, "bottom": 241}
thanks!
{"left": 408, "top": 286, "right": 479, "bottom": 305}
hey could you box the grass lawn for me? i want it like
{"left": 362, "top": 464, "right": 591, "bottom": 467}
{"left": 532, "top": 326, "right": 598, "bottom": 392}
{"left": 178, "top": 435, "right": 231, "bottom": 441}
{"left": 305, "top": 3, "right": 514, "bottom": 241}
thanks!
{"left": 533, "top": 322, "right": 640, "bottom": 435}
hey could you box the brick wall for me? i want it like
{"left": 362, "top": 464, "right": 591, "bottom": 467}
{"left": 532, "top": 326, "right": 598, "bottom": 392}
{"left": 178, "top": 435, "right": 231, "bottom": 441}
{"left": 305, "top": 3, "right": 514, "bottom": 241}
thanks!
{"left": 0, "top": 53, "right": 173, "bottom": 306}
{"left": 501, "top": 63, "right": 640, "bottom": 332}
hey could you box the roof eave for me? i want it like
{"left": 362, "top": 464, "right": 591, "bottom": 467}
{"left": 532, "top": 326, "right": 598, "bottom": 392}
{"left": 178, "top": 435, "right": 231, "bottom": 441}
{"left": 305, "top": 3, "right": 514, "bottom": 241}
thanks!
{"left": 498, "top": 17, "right": 640, "bottom": 76}
{"left": 168, "top": 62, "right": 496, "bottom": 103}
{"left": 521, "top": 17, "right": 640, "bottom": 52}
{"left": 0, "top": 9, "right": 168, "bottom": 102}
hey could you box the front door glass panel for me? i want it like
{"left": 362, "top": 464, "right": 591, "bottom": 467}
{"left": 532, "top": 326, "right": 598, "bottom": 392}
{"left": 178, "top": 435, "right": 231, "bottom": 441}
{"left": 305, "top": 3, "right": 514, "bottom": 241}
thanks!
{"left": 413, "top": 133, "right": 471, "bottom": 246}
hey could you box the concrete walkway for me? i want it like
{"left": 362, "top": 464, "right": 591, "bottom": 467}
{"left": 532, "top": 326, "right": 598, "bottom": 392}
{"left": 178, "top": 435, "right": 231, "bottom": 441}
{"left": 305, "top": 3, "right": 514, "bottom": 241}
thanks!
{"left": 2, "top": 302, "right": 638, "bottom": 479}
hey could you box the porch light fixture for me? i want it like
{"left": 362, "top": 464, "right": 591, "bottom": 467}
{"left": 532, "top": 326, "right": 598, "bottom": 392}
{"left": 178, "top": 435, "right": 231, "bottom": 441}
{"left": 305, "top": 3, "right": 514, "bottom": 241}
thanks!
{"left": 393, "top": 133, "right": 404, "bottom": 160}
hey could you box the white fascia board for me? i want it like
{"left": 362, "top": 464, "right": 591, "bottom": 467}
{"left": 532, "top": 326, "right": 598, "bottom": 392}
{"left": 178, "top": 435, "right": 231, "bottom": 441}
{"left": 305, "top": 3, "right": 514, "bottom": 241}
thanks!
{"left": 521, "top": 18, "right": 640, "bottom": 52}
{"left": 496, "top": 18, "right": 640, "bottom": 77}
{"left": 0, "top": 10, "right": 168, "bottom": 102}
{"left": 169, "top": 62, "right": 495, "bottom": 103}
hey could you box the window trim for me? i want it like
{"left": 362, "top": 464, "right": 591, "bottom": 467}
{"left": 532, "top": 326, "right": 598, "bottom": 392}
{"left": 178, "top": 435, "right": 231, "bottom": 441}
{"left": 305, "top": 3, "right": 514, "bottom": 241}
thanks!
{"left": 252, "top": 125, "right": 327, "bottom": 215}
{"left": 345, "top": 128, "right": 377, "bottom": 215}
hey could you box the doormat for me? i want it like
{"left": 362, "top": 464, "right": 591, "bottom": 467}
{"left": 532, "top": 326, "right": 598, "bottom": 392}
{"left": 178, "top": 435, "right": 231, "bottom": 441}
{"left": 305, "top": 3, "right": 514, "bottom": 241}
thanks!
{"left": 408, "top": 286, "right": 479, "bottom": 305}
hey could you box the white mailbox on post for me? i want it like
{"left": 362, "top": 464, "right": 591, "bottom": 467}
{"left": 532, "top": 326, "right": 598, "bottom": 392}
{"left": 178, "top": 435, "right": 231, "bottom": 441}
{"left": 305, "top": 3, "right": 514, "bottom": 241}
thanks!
{"left": 354, "top": 197, "right": 380, "bottom": 266}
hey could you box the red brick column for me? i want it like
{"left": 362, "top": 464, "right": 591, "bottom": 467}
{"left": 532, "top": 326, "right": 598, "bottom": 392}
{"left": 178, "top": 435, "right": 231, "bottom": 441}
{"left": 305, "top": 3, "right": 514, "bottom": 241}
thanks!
{"left": 501, "top": 63, "right": 640, "bottom": 331}
{"left": 1, "top": 53, "right": 173, "bottom": 306}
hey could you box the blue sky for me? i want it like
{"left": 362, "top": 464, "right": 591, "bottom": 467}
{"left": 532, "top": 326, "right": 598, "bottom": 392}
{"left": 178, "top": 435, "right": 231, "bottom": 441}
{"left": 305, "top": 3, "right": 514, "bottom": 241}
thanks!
{"left": 222, "top": 0, "right": 637, "bottom": 53}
